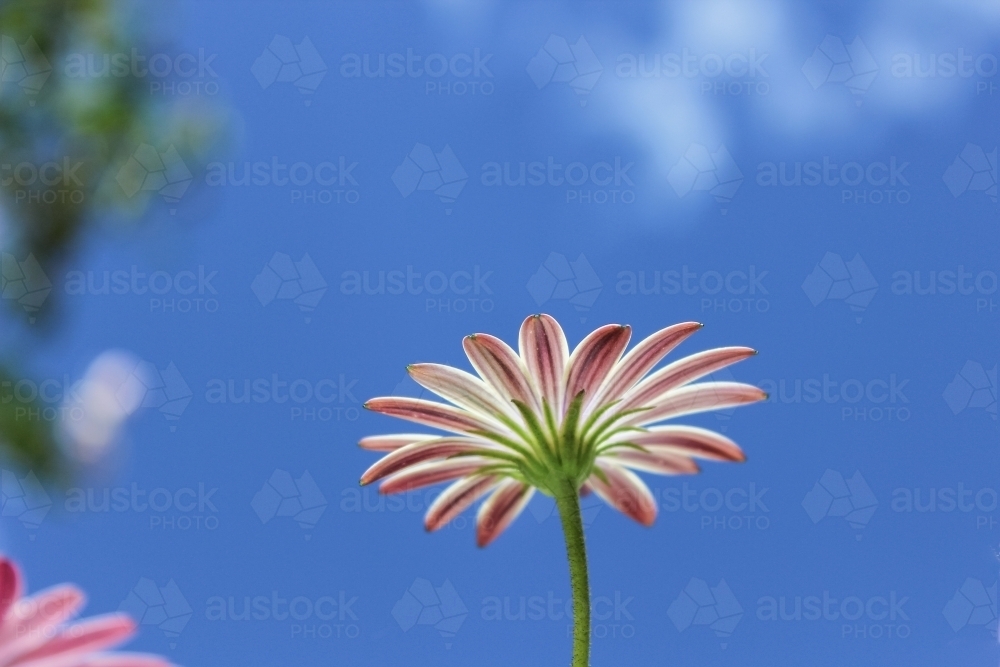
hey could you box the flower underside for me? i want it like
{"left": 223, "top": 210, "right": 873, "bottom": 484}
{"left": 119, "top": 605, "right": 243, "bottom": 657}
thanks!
{"left": 359, "top": 314, "right": 765, "bottom": 546}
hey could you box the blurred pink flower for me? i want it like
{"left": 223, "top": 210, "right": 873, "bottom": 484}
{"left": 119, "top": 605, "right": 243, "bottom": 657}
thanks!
{"left": 0, "top": 557, "right": 170, "bottom": 667}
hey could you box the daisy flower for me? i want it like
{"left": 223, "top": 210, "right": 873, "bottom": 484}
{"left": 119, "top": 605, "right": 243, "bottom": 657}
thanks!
{"left": 0, "top": 556, "right": 170, "bottom": 667}
{"left": 360, "top": 315, "right": 764, "bottom": 666}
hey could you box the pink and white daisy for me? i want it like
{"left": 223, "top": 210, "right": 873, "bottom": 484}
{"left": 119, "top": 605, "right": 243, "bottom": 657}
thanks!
{"left": 0, "top": 557, "right": 170, "bottom": 667}
{"left": 360, "top": 315, "right": 765, "bottom": 546}
{"left": 359, "top": 315, "right": 764, "bottom": 666}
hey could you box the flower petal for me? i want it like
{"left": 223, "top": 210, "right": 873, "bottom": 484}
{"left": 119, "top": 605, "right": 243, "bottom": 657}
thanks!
{"left": 592, "top": 322, "right": 702, "bottom": 407}
{"left": 75, "top": 656, "right": 174, "bottom": 667}
{"left": 625, "top": 382, "right": 767, "bottom": 426}
{"left": 0, "top": 585, "right": 86, "bottom": 663}
{"left": 424, "top": 476, "right": 498, "bottom": 532}
{"left": 588, "top": 463, "right": 657, "bottom": 526}
{"left": 0, "top": 559, "right": 23, "bottom": 623}
{"left": 378, "top": 459, "right": 491, "bottom": 494}
{"left": 358, "top": 434, "right": 436, "bottom": 451}
{"left": 8, "top": 614, "right": 135, "bottom": 667}
{"left": 464, "top": 334, "right": 540, "bottom": 411}
{"left": 3, "top": 585, "right": 85, "bottom": 633}
{"left": 615, "top": 426, "right": 746, "bottom": 462}
{"left": 620, "top": 346, "right": 757, "bottom": 413}
{"left": 476, "top": 479, "right": 534, "bottom": 547}
{"left": 361, "top": 437, "right": 496, "bottom": 485}
{"left": 365, "top": 397, "right": 502, "bottom": 436}
{"left": 518, "top": 314, "right": 569, "bottom": 410}
{"left": 408, "top": 363, "right": 517, "bottom": 421}
{"left": 564, "top": 324, "right": 631, "bottom": 412}
{"left": 601, "top": 449, "right": 700, "bottom": 476}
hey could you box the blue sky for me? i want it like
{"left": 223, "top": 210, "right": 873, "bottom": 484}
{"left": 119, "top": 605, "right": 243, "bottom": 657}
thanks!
{"left": 1, "top": 1, "right": 998, "bottom": 665}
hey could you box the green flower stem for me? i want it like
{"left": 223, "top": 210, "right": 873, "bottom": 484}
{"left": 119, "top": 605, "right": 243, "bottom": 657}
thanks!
{"left": 555, "top": 481, "right": 590, "bottom": 667}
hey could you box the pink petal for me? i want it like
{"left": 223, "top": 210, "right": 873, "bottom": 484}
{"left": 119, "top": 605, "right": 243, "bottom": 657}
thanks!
{"left": 75, "top": 655, "right": 174, "bottom": 667}
{"left": 408, "top": 363, "right": 516, "bottom": 421}
{"left": 365, "top": 397, "right": 502, "bottom": 436}
{"left": 358, "top": 434, "right": 435, "bottom": 451}
{"left": 476, "top": 479, "right": 534, "bottom": 547}
{"left": 0, "top": 585, "right": 85, "bottom": 653}
{"left": 361, "top": 438, "right": 494, "bottom": 485}
{"left": 378, "top": 459, "right": 491, "bottom": 494}
{"left": 618, "top": 426, "right": 746, "bottom": 462}
{"left": 588, "top": 463, "right": 657, "bottom": 526}
{"left": 0, "top": 559, "right": 23, "bottom": 623}
{"left": 564, "top": 324, "right": 631, "bottom": 412}
{"left": 592, "top": 322, "right": 702, "bottom": 407}
{"left": 424, "top": 476, "right": 498, "bottom": 532}
{"left": 625, "top": 382, "right": 767, "bottom": 427}
{"left": 620, "top": 346, "right": 757, "bottom": 413}
{"left": 464, "top": 334, "right": 540, "bottom": 411}
{"left": 601, "top": 450, "right": 700, "bottom": 476}
{"left": 8, "top": 615, "right": 135, "bottom": 667}
{"left": 518, "top": 314, "right": 569, "bottom": 410}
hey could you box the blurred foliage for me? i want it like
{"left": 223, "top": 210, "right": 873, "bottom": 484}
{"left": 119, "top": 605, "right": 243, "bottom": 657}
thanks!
{"left": 0, "top": 0, "right": 223, "bottom": 475}
{"left": 0, "top": 368, "right": 58, "bottom": 477}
